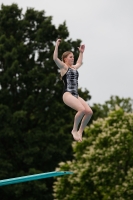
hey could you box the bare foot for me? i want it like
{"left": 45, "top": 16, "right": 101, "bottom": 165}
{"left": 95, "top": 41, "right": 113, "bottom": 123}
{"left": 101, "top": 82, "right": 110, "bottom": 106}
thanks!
{"left": 77, "top": 131, "right": 83, "bottom": 141}
{"left": 71, "top": 130, "right": 81, "bottom": 142}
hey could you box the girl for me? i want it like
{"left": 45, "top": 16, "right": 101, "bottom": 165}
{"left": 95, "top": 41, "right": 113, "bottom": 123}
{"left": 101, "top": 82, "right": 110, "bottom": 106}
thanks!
{"left": 53, "top": 39, "right": 93, "bottom": 142}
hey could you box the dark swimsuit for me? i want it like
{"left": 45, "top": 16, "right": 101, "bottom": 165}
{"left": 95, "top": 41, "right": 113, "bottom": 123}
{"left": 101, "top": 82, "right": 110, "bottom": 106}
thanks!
{"left": 62, "top": 68, "right": 79, "bottom": 98}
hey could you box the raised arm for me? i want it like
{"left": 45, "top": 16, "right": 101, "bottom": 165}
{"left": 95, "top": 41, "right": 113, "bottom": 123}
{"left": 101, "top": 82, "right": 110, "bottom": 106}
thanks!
{"left": 74, "top": 44, "right": 85, "bottom": 69}
{"left": 53, "top": 39, "right": 65, "bottom": 69}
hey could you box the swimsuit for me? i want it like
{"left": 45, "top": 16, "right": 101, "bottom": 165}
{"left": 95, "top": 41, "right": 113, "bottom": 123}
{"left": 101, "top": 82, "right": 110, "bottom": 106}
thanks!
{"left": 62, "top": 68, "right": 79, "bottom": 98}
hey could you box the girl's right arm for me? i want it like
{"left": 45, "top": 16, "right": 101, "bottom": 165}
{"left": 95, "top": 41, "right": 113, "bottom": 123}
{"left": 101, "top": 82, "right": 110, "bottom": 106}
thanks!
{"left": 53, "top": 39, "right": 65, "bottom": 69}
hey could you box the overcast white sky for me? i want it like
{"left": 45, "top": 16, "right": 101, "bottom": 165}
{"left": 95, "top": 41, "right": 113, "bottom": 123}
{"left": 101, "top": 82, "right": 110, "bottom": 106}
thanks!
{"left": 1, "top": 0, "right": 133, "bottom": 105}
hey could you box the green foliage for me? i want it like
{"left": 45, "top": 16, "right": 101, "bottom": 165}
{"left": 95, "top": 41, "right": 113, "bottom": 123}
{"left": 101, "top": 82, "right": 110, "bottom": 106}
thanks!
{"left": 53, "top": 108, "right": 133, "bottom": 200}
{"left": 0, "top": 3, "right": 91, "bottom": 200}
{"left": 91, "top": 95, "right": 133, "bottom": 122}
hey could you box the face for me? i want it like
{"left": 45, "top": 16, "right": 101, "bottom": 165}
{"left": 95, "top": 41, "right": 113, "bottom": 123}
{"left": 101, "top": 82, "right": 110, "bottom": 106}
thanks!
{"left": 65, "top": 53, "right": 74, "bottom": 65}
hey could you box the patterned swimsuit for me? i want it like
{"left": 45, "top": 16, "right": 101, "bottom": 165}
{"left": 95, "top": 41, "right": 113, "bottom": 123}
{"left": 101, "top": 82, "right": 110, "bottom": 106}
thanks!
{"left": 62, "top": 68, "right": 79, "bottom": 98}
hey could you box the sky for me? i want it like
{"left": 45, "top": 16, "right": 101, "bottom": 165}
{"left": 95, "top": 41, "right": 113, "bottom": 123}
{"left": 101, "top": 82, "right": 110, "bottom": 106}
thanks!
{"left": 0, "top": 0, "right": 133, "bottom": 105}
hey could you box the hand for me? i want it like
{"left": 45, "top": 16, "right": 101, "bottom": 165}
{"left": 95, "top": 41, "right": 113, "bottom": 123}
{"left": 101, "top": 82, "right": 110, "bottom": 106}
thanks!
{"left": 56, "top": 39, "right": 61, "bottom": 46}
{"left": 78, "top": 44, "right": 85, "bottom": 53}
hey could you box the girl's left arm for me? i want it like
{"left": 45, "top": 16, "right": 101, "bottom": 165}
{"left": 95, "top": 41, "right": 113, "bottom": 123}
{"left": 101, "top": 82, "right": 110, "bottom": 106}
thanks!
{"left": 74, "top": 44, "right": 85, "bottom": 69}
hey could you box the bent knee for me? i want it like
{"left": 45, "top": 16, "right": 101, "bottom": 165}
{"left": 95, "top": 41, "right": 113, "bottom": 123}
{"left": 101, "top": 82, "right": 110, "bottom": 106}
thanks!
{"left": 79, "top": 107, "right": 86, "bottom": 114}
{"left": 85, "top": 109, "right": 93, "bottom": 116}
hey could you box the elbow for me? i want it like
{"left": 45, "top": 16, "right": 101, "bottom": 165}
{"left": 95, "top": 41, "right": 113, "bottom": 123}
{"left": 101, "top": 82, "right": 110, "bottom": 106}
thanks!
{"left": 53, "top": 57, "right": 58, "bottom": 62}
{"left": 53, "top": 55, "right": 57, "bottom": 61}
{"left": 53, "top": 58, "right": 56, "bottom": 62}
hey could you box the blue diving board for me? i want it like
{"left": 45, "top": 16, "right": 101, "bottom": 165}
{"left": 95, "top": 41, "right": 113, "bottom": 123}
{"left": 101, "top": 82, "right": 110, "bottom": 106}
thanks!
{"left": 0, "top": 171, "right": 73, "bottom": 186}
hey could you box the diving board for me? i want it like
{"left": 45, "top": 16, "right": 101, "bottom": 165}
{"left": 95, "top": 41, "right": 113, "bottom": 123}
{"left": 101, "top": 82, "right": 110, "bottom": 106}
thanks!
{"left": 0, "top": 171, "right": 73, "bottom": 186}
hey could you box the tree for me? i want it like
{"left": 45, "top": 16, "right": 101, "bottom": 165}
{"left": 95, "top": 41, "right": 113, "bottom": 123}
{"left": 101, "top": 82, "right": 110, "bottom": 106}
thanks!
{"left": 91, "top": 95, "right": 133, "bottom": 123}
{"left": 0, "top": 3, "right": 91, "bottom": 200}
{"left": 53, "top": 108, "right": 133, "bottom": 200}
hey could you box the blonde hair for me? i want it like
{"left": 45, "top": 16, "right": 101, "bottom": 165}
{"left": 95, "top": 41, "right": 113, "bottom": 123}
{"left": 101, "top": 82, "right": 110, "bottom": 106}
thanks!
{"left": 61, "top": 51, "right": 72, "bottom": 63}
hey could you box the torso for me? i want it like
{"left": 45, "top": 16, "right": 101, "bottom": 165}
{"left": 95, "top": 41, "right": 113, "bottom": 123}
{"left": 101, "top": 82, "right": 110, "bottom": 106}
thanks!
{"left": 61, "top": 66, "right": 79, "bottom": 98}
{"left": 60, "top": 64, "right": 76, "bottom": 77}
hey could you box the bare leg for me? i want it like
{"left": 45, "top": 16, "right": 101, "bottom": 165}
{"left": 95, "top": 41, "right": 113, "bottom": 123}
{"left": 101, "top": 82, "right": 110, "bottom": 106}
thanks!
{"left": 72, "top": 111, "right": 85, "bottom": 133}
{"left": 63, "top": 92, "right": 85, "bottom": 141}
{"left": 78, "top": 97, "right": 93, "bottom": 140}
